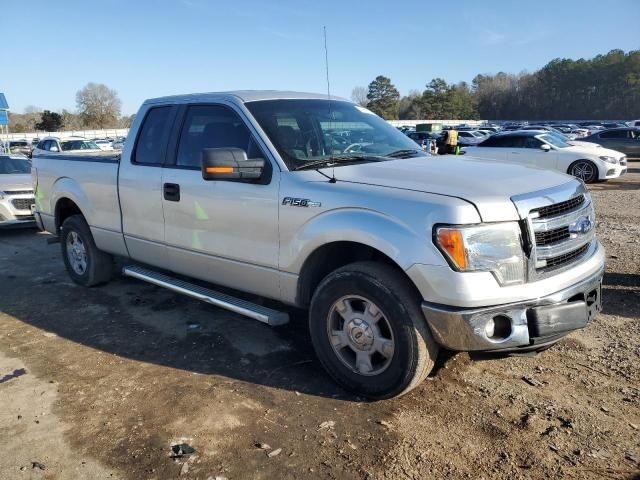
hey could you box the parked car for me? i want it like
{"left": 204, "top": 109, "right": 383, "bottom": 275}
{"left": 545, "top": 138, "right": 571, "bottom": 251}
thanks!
{"left": 94, "top": 139, "right": 115, "bottom": 151}
{"left": 582, "top": 128, "right": 640, "bottom": 158}
{"left": 8, "top": 139, "right": 32, "bottom": 157}
{"left": 112, "top": 137, "right": 127, "bottom": 150}
{"left": 32, "top": 137, "right": 105, "bottom": 156}
{"left": 0, "top": 155, "right": 35, "bottom": 227}
{"left": 461, "top": 130, "right": 627, "bottom": 183}
{"left": 33, "top": 91, "right": 605, "bottom": 399}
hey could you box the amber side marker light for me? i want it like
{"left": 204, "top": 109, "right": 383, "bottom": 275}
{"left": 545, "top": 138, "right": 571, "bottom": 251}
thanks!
{"left": 437, "top": 228, "right": 467, "bottom": 270}
{"left": 206, "top": 167, "right": 234, "bottom": 174}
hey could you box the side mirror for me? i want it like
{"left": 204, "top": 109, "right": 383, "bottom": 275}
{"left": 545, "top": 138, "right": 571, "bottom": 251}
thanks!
{"left": 201, "top": 148, "right": 264, "bottom": 181}
{"left": 541, "top": 144, "right": 551, "bottom": 152}
{"left": 50, "top": 146, "right": 59, "bottom": 152}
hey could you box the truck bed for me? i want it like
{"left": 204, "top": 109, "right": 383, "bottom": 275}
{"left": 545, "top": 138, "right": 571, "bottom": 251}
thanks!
{"left": 33, "top": 153, "right": 124, "bottom": 252}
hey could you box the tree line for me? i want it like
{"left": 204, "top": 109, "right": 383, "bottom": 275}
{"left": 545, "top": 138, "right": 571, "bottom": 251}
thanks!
{"left": 8, "top": 82, "right": 135, "bottom": 133}
{"left": 354, "top": 49, "right": 640, "bottom": 121}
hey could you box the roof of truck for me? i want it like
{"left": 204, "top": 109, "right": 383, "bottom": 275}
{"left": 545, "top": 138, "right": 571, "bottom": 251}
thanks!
{"left": 144, "top": 90, "right": 350, "bottom": 105}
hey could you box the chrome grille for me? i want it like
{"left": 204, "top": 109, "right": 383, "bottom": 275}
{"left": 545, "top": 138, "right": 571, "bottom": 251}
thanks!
{"left": 512, "top": 183, "right": 597, "bottom": 281}
{"left": 11, "top": 198, "right": 35, "bottom": 211}
{"left": 6, "top": 189, "right": 33, "bottom": 195}
{"left": 535, "top": 226, "right": 570, "bottom": 246}
{"left": 531, "top": 195, "right": 585, "bottom": 219}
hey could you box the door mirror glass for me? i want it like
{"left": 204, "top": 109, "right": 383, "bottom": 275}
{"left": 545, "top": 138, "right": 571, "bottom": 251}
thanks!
{"left": 541, "top": 144, "right": 551, "bottom": 152}
{"left": 201, "top": 148, "right": 264, "bottom": 181}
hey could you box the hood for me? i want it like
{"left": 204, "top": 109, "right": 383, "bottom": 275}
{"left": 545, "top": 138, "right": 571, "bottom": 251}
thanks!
{"left": 565, "top": 145, "right": 623, "bottom": 158}
{"left": 320, "top": 156, "right": 576, "bottom": 222}
{"left": 0, "top": 173, "right": 33, "bottom": 191}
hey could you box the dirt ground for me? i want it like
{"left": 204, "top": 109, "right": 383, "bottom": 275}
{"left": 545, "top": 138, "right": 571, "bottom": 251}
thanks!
{"left": 0, "top": 163, "right": 638, "bottom": 480}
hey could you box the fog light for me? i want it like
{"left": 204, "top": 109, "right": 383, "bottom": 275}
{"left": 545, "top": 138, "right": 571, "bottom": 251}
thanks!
{"left": 606, "top": 169, "right": 615, "bottom": 176}
{"left": 485, "top": 315, "right": 512, "bottom": 340}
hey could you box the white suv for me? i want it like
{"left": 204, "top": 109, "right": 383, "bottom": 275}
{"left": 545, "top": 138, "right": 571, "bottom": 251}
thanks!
{"left": 462, "top": 130, "right": 627, "bottom": 183}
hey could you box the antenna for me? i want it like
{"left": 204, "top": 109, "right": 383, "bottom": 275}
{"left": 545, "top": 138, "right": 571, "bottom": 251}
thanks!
{"left": 323, "top": 26, "right": 337, "bottom": 183}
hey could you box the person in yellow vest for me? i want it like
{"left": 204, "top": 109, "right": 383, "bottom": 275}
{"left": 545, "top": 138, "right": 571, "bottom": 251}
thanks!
{"left": 445, "top": 128, "right": 458, "bottom": 154}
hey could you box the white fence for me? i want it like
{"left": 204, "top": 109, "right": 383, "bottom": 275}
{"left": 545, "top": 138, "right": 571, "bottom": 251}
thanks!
{"left": 387, "top": 119, "right": 486, "bottom": 128}
{"left": 3, "top": 128, "right": 129, "bottom": 142}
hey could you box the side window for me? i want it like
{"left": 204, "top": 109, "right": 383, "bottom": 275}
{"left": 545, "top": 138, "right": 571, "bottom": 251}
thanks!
{"left": 524, "top": 137, "right": 543, "bottom": 149}
{"left": 133, "top": 106, "right": 172, "bottom": 165}
{"left": 600, "top": 130, "right": 627, "bottom": 139}
{"left": 176, "top": 105, "right": 254, "bottom": 168}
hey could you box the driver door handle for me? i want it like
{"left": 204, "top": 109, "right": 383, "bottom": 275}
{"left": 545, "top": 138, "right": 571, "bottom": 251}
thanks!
{"left": 163, "top": 183, "right": 180, "bottom": 202}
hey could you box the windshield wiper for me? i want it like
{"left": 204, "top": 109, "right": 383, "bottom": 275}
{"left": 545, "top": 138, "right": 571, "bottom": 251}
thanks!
{"left": 293, "top": 155, "right": 382, "bottom": 171}
{"left": 385, "top": 149, "right": 423, "bottom": 158}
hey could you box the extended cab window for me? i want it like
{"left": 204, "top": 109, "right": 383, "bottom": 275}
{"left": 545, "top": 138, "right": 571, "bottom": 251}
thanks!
{"left": 133, "top": 106, "right": 172, "bottom": 165}
{"left": 176, "top": 105, "right": 257, "bottom": 168}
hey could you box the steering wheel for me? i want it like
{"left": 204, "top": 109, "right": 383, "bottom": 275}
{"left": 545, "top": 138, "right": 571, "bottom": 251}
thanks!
{"left": 344, "top": 142, "right": 369, "bottom": 153}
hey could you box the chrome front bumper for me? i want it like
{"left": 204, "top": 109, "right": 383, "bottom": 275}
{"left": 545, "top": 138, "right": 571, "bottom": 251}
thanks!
{"left": 422, "top": 265, "right": 604, "bottom": 351}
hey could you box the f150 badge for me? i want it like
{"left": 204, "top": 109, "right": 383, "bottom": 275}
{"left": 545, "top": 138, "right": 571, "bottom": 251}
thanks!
{"left": 282, "top": 197, "right": 321, "bottom": 208}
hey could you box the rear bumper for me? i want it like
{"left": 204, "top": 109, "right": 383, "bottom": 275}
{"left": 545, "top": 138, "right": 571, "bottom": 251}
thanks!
{"left": 422, "top": 265, "right": 604, "bottom": 351}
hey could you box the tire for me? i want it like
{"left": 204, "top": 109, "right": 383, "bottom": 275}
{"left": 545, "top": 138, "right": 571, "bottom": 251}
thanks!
{"left": 568, "top": 160, "right": 599, "bottom": 184}
{"left": 308, "top": 261, "right": 438, "bottom": 400}
{"left": 60, "top": 215, "right": 113, "bottom": 286}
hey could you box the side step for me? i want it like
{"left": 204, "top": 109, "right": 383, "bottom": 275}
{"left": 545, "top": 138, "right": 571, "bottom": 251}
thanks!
{"left": 122, "top": 265, "right": 289, "bottom": 326}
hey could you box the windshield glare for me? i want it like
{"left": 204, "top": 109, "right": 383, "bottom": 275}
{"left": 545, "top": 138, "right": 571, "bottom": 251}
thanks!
{"left": 0, "top": 157, "right": 31, "bottom": 174}
{"left": 540, "top": 133, "right": 570, "bottom": 148}
{"left": 245, "top": 99, "right": 425, "bottom": 170}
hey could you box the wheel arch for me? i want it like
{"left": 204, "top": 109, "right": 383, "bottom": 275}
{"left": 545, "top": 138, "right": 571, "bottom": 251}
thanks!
{"left": 296, "top": 241, "right": 420, "bottom": 308}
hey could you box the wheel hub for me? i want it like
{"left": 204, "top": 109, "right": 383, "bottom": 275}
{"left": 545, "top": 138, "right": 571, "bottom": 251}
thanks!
{"left": 346, "top": 318, "right": 374, "bottom": 350}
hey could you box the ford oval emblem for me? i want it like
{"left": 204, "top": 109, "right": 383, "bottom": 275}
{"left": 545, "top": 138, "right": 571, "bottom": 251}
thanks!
{"left": 569, "top": 216, "right": 593, "bottom": 235}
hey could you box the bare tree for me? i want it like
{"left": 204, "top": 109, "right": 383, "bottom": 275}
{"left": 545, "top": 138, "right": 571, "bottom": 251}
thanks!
{"left": 76, "top": 83, "right": 122, "bottom": 129}
{"left": 351, "top": 86, "right": 369, "bottom": 107}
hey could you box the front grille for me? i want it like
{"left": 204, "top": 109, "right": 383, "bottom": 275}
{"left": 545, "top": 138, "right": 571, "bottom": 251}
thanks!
{"left": 540, "top": 243, "right": 590, "bottom": 271}
{"left": 11, "top": 198, "right": 35, "bottom": 210}
{"left": 6, "top": 190, "right": 33, "bottom": 195}
{"left": 531, "top": 195, "right": 584, "bottom": 219}
{"left": 535, "top": 226, "right": 570, "bottom": 246}
{"left": 14, "top": 214, "right": 35, "bottom": 221}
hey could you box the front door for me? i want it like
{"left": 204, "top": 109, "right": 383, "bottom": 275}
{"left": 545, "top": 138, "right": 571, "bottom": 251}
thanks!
{"left": 161, "top": 104, "right": 281, "bottom": 300}
{"left": 508, "top": 137, "right": 558, "bottom": 170}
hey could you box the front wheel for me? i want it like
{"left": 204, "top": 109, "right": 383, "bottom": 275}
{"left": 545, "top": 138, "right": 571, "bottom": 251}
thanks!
{"left": 568, "top": 160, "right": 599, "bottom": 183}
{"left": 309, "top": 262, "right": 438, "bottom": 400}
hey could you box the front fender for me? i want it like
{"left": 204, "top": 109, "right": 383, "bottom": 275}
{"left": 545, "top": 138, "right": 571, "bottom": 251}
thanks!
{"left": 280, "top": 207, "right": 448, "bottom": 274}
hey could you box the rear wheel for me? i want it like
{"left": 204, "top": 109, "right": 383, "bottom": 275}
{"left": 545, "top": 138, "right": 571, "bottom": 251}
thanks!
{"left": 309, "top": 261, "right": 438, "bottom": 400}
{"left": 568, "top": 160, "right": 599, "bottom": 183}
{"left": 61, "top": 215, "right": 113, "bottom": 286}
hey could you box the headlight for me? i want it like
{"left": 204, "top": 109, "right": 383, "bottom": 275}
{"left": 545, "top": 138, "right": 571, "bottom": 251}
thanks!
{"left": 599, "top": 156, "right": 617, "bottom": 164}
{"left": 435, "top": 222, "right": 526, "bottom": 286}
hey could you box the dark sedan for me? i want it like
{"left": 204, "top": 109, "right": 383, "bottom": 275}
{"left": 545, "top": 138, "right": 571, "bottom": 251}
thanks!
{"left": 582, "top": 128, "right": 640, "bottom": 158}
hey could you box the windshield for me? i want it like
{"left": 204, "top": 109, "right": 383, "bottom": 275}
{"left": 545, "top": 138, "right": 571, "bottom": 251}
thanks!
{"left": 61, "top": 140, "right": 100, "bottom": 151}
{"left": 10, "top": 141, "right": 28, "bottom": 147}
{"left": 245, "top": 99, "right": 426, "bottom": 170}
{"left": 0, "top": 156, "right": 31, "bottom": 174}
{"left": 540, "top": 133, "right": 570, "bottom": 148}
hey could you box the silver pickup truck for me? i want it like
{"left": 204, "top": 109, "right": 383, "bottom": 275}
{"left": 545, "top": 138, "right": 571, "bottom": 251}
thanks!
{"left": 32, "top": 91, "right": 605, "bottom": 399}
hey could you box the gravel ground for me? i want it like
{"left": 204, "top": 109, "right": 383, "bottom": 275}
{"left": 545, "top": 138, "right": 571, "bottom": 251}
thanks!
{"left": 0, "top": 163, "right": 638, "bottom": 480}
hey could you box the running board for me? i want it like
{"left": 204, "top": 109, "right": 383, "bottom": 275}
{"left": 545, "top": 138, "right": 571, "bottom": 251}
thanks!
{"left": 122, "top": 265, "right": 289, "bottom": 326}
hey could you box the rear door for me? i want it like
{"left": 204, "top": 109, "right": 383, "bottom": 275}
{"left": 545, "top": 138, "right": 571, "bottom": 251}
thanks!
{"left": 467, "top": 135, "right": 512, "bottom": 161}
{"left": 119, "top": 105, "right": 177, "bottom": 267}
{"left": 598, "top": 129, "right": 635, "bottom": 155}
{"left": 160, "top": 103, "right": 281, "bottom": 300}
{"left": 508, "top": 135, "right": 558, "bottom": 170}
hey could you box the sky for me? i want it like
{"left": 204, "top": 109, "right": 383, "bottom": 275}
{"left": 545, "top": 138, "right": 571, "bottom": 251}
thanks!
{"left": 3, "top": 0, "right": 640, "bottom": 115}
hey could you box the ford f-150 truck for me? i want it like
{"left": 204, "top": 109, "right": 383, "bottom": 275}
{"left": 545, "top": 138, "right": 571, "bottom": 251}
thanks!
{"left": 32, "top": 91, "right": 604, "bottom": 399}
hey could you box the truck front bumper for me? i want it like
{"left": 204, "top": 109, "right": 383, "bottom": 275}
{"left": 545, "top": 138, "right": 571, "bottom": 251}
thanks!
{"left": 422, "top": 265, "right": 604, "bottom": 352}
